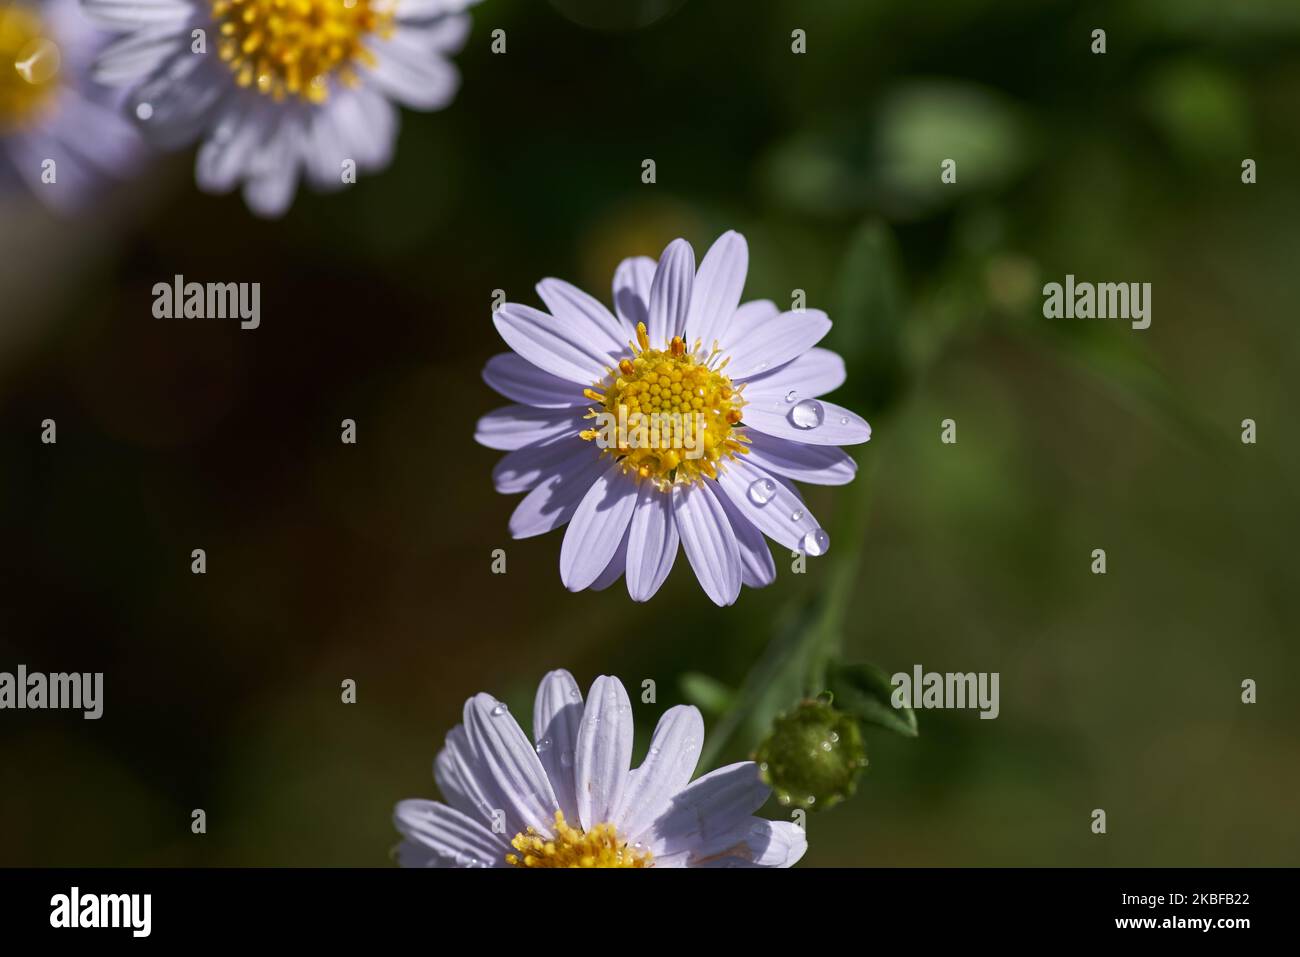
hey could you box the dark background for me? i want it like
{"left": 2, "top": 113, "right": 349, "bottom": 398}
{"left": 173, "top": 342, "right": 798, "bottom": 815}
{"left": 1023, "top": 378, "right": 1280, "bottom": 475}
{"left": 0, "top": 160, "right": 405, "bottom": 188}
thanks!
{"left": 1, "top": 0, "right": 1297, "bottom": 865}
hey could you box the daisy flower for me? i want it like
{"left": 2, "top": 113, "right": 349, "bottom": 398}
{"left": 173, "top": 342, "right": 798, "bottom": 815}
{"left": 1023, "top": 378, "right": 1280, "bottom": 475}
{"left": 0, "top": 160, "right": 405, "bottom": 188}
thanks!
{"left": 476, "top": 230, "right": 871, "bottom": 607}
{"left": 84, "top": 0, "right": 482, "bottom": 217}
{"left": 1, "top": 0, "right": 142, "bottom": 209}
{"left": 394, "top": 669, "right": 808, "bottom": 868}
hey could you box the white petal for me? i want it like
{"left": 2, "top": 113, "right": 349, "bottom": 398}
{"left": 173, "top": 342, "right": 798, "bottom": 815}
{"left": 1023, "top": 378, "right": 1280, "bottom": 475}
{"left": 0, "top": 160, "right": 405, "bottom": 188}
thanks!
{"left": 392, "top": 799, "right": 507, "bottom": 867}
{"left": 82, "top": 0, "right": 191, "bottom": 30}
{"left": 675, "top": 818, "right": 808, "bottom": 868}
{"left": 559, "top": 464, "right": 638, "bottom": 591}
{"left": 671, "top": 481, "right": 741, "bottom": 607}
{"left": 463, "top": 693, "right": 559, "bottom": 837}
{"left": 616, "top": 705, "right": 704, "bottom": 843}
{"left": 535, "top": 278, "right": 628, "bottom": 360}
{"left": 532, "top": 670, "right": 583, "bottom": 826}
{"left": 574, "top": 675, "right": 634, "bottom": 831}
{"left": 646, "top": 238, "right": 694, "bottom": 346}
{"left": 646, "top": 762, "right": 772, "bottom": 858}
{"left": 625, "top": 483, "right": 678, "bottom": 602}
{"left": 684, "top": 231, "right": 748, "bottom": 348}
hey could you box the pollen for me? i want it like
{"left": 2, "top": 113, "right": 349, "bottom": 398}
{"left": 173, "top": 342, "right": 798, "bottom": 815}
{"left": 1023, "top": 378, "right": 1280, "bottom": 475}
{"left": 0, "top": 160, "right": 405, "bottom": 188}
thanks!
{"left": 0, "top": 4, "right": 61, "bottom": 134}
{"left": 210, "top": 0, "right": 394, "bottom": 104}
{"left": 506, "top": 810, "right": 653, "bottom": 868}
{"left": 581, "top": 321, "right": 748, "bottom": 489}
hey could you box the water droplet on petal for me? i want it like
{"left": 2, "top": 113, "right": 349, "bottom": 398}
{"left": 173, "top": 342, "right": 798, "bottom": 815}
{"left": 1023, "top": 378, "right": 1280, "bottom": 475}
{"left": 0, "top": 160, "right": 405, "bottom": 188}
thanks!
{"left": 791, "top": 509, "right": 804, "bottom": 522}
{"left": 135, "top": 102, "right": 154, "bottom": 121}
{"left": 790, "top": 399, "right": 824, "bottom": 430}
{"left": 490, "top": 702, "right": 509, "bottom": 717}
{"left": 747, "top": 477, "right": 777, "bottom": 505}
{"left": 784, "top": 389, "right": 798, "bottom": 403}
{"left": 536, "top": 736, "right": 552, "bottom": 754}
{"left": 801, "top": 527, "right": 830, "bottom": 556}
{"left": 560, "top": 749, "right": 575, "bottom": 768}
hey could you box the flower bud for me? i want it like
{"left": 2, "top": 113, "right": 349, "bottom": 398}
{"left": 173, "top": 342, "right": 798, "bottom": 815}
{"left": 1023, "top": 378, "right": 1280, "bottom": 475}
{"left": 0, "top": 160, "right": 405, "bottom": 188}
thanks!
{"left": 755, "top": 698, "right": 867, "bottom": 810}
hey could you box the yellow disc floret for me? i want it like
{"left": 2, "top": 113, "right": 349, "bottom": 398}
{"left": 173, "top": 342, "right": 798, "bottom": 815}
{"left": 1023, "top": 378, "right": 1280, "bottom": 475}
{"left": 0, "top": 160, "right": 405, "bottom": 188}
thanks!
{"left": 506, "top": 810, "right": 653, "bottom": 868}
{"left": 0, "top": 4, "right": 60, "bottom": 134}
{"left": 580, "top": 321, "right": 748, "bottom": 488}
{"left": 211, "top": 0, "right": 394, "bottom": 104}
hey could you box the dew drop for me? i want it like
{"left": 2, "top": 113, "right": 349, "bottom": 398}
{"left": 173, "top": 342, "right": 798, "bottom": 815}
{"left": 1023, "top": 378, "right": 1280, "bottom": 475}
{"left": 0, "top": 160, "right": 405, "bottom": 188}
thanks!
{"left": 135, "top": 102, "right": 154, "bottom": 121}
{"left": 784, "top": 389, "right": 798, "bottom": 403}
{"left": 789, "top": 398, "right": 824, "bottom": 430}
{"left": 490, "top": 702, "right": 509, "bottom": 717}
{"left": 801, "top": 527, "right": 830, "bottom": 556}
{"left": 791, "top": 509, "right": 804, "bottom": 522}
{"left": 536, "top": 736, "right": 552, "bottom": 755}
{"left": 747, "top": 477, "right": 777, "bottom": 505}
{"left": 560, "top": 749, "right": 575, "bottom": 768}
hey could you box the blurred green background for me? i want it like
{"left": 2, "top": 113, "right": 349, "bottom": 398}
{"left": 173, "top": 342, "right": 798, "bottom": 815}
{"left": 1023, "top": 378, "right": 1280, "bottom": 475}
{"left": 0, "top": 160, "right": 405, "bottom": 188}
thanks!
{"left": 1, "top": 0, "right": 1298, "bottom": 866}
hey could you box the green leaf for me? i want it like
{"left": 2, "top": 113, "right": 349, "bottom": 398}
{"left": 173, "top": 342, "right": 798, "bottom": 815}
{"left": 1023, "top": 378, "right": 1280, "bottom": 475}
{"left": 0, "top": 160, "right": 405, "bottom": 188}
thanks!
{"left": 825, "top": 661, "right": 919, "bottom": 738}
{"left": 678, "top": 672, "right": 736, "bottom": 717}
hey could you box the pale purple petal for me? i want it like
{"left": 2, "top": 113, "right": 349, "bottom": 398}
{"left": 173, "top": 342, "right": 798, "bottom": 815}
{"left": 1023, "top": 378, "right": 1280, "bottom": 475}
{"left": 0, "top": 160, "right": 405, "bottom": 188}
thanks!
{"left": 482, "top": 352, "right": 583, "bottom": 408}
{"left": 463, "top": 693, "right": 559, "bottom": 837}
{"left": 625, "top": 483, "right": 679, "bottom": 602}
{"left": 367, "top": 25, "right": 464, "bottom": 110}
{"left": 646, "top": 761, "right": 771, "bottom": 858}
{"left": 559, "top": 464, "right": 639, "bottom": 591}
{"left": 393, "top": 799, "right": 508, "bottom": 867}
{"left": 741, "top": 348, "right": 847, "bottom": 408}
{"left": 744, "top": 434, "right": 858, "bottom": 486}
{"left": 535, "top": 278, "right": 629, "bottom": 361}
{"left": 493, "top": 302, "right": 614, "bottom": 384}
{"left": 475, "top": 406, "right": 580, "bottom": 451}
{"left": 671, "top": 481, "right": 742, "bottom": 607}
{"left": 672, "top": 818, "right": 807, "bottom": 868}
{"left": 743, "top": 401, "right": 872, "bottom": 446}
{"left": 589, "top": 523, "right": 630, "bottom": 591}
{"left": 612, "top": 255, "right": 655, "bottom": 333}
{"left": 574, "top": 675, "right": 633, "bottom": 831}
{"left": 532, "top": 670, "right": 583, "bottom": 826}
{"left": 716, "top": 485, "right": 776, "bottom": 587}
{"left": 491, "top": 435, "right": 582, "bottom": 494}
{"left": 507, "top": 449, "right": 605, "bottom": 539}
{"left": 616, "top": 705, "right": 704, "bottom": 843}
{"left": 718, "top": 298, "right": 780, "bottom": 354}
{"left": 715, "top": 457, "right": 822, "bottom": 552}
{"left": 683, "top": 230, "right": 748, "bottom": 348}
{"left": 725, "top": 309, "right": 832, "bottom": 380}
{"left": 646, "top": 238, "right": 694, "bottom": 346}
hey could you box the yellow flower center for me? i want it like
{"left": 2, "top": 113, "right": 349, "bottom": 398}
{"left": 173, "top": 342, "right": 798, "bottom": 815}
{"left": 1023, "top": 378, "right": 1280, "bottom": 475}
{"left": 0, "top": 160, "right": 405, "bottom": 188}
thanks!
{"left": 580, "top": 321, "right": 748, "bottom": 488}
{"left": 506, "top": 811, "right": 653, "bottom": 868}
{"left": 0, "top": 4, "right": 60, "bottom": 134}
{"left": 211, "top": 0, "right": 394, "bottom": 104}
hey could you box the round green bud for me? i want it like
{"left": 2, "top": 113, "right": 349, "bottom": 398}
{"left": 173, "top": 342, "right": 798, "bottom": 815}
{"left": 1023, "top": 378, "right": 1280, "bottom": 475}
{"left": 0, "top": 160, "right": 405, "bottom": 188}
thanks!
{"left": 754, "top": 698, "right": 867, "bottom": 811}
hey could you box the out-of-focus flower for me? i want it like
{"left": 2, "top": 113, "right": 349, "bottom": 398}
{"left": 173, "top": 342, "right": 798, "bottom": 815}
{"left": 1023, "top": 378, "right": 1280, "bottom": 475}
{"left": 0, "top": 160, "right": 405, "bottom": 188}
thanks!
{"left": 476, "top": 230, "right": 871, "bottom": 606}
{"left": 394, "top": 668, "right": 807, "bottom": 868}
{"left": 84, "top": 0, "right": 482, "bottom": 217}
{"left": 0, "top": 0, "right": 143, "bottom": 210}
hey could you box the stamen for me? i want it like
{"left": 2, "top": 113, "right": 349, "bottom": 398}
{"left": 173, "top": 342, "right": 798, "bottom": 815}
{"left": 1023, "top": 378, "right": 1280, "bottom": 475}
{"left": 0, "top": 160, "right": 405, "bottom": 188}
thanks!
{"left": 506, "top": 810, "right": 652, "bottom": 868}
